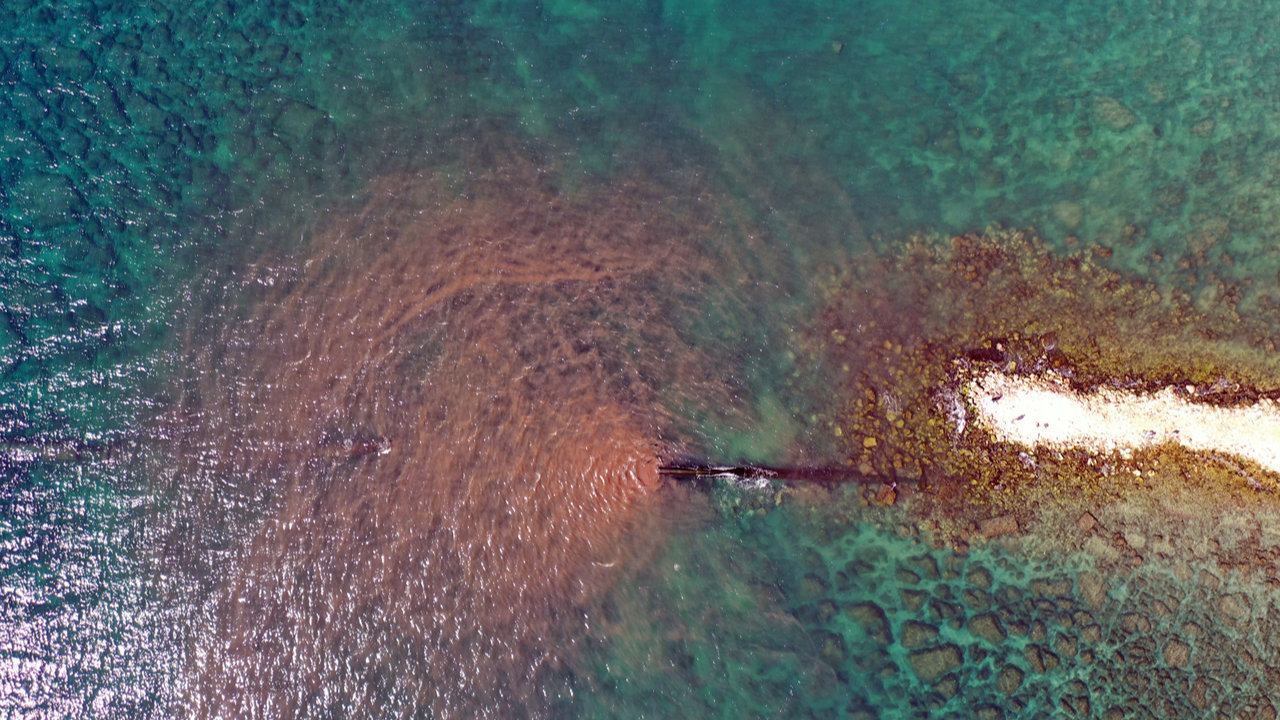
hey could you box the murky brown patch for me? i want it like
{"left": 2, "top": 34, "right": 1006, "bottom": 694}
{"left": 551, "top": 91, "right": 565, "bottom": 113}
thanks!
{"left": 175, "top": 152, "right": 756, "bottom": 718}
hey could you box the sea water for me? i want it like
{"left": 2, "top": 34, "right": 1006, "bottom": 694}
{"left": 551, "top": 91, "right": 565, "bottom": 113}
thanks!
{"left": 5, "top": 0, "right": 1280, "bottom": 718}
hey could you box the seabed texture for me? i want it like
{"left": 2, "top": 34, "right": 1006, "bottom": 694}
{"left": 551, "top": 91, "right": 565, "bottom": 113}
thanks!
{"left": 9, "top": 0, "right": 1280, "bottom": 719}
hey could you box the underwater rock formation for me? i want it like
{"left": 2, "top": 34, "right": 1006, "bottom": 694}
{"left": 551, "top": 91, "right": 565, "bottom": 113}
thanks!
{"left": 798, "top": 226, "right": 1280, "bottom": 526}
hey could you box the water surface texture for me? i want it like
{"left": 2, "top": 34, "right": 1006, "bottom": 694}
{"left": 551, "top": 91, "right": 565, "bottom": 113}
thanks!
{"left": 6, "top": 0, "right": 1280, "bottom": 718}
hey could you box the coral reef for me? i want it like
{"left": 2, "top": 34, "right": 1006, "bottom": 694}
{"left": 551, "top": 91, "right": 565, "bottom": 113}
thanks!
{"left": 687, "top": 476, "right": 1280, "bottom": 720}
{"left": 797, "top": 226, "right": 1280, "bottom": 528}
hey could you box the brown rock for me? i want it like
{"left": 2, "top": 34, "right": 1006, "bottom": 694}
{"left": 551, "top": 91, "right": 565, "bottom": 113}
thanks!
{"left": 966, "top": 567, "right": 993, "bottom": 589}
{"left": 797, "top": 574, "right": 828, "bottom": 601}
{"left": 962, "top": 588, "right": 992, "bottom": 613}
{"left": 979, "top": 514, "right": 1018, "bottom": 538}
{"left": 1078, "top": 571, "right": 1109, "bottom": 610}
{"left": 1031, "top": 577, "right": 1073, "bottom": 597}
{"left": 1173, "top": 561, "right": 1194, "bottom": 582}
{"left": 1025, "top": 645, "right": 1045, "bottom": 673}
{"left": 908, "top": 644, "right": 963, "bottom": 681}
{"left": 816, "top": 632, "right": 846, "bottom": 663}
{"left": 1163, "top": 638, "right": 1191, "bottom": 667}
{"left": 1055, "top": 634, "right": 1078, "bottom": 658}
{"left": 1120, "top": 613, "right": 1152, "bottom": 633}
{"left": 1198, "top": 569, "right": 1221, "bottom": 590}
{"left": 900, "top": 589, "right": 928, "bottom": 612}
{"left": 1066, "top": 696, "right": 1092, "bottom": 716}
{"left": 996, "top": 664, "right": 1025, "bottom": 695}
{"left": 929, "top": 598, "right": 960, "bottom": 621}
{"left": 1192, "top": 117, "right": 1216, "bottom": 137}
{"left": 817, "top": 600, "right": 838, "bottom": 623}
{"left": 995, "top": 585, "right": 1022, "bottom": 604}
{"left": 935, "top": 673, "right": 960, "bottom": 699}
{"left": 1042, "top": 648, "right": 1060, "bottom": 671}
{"left": 1217, "top": 593, "right": 1250, "bottom": 621}
{"left": 1076, "top": 512, "right": 1098, "bottom": 533}
{"left": 1190, "top": 678, "right": 1209, "bottom": 708}
{"left": 900, "top": 621, "right": 939, "bottom": 649}
{"left": 907, "top": 555, "right": 941, "bottom": 580}
{"left": 969, "top": 613, "right": 1008, "bottom": 645}
{"left": 896, "top": 567, "right": 921, "bottom": 584}
{"left": 847, "top": 602, "right": 893, "bottom": 644}
{"left": 1094, "top": 96, "right": 1137, "bottom": 131}
{"left": 1053, "top": 200, "right": 1084, "bottom": 230}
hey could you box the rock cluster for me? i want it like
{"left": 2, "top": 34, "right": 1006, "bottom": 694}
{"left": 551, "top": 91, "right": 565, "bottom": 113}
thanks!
{"left": 737, "top": 486, "right": 1280, "bottom": 720}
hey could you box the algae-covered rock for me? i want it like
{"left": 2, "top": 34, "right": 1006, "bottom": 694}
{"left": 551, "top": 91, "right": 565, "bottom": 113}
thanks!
{"left": 1093, "top": 96, "right": 1137, "bottom": 131}
{"left": 907, "top": 554, "right": 940, "bottom": 580}
{"left": 961, "top": 588, "right": 992, "bottom": 613}
{"left": 966, "top": 567, "right": 993, "bottom": 589}
{"left": 996, "top": 664, "right": 1025, "bottom": 695}
{"left": 976, "top": 703, "right": 1005, "bottom": 719}
{"left": 1054, "top": 634, "right": 1078, "bottom": 658}
{"left": 1162, "top": 638, "right": 1191, "bottom": 667}
{"left": 1031, "top": 576, "right": 1073, "bottom": 597}
{"left": 935, "top": 673, "right": 960, "bottom": 699}
{"left": 846, "top": 602, "right": 893, "bottom": 644}
{"left": 979, "top": 514, "right": 1018, "bottom": 538}
{"left": 901, "top": 589, "right": 928, "bottom": 612}
{"left": 908, "top": 644, "right": 963, "bottom": 681}
{"left": 968, "top": 613, "right": 1007, "bottom": 645}
{"left": 1024, "top": 644, "right": 1045, "bottom": 673}
{"left": 1216, "top": 594, "right": 1250, "bottom": 621}
{"left": 796, "top": 573, "right": 829, "bottom": 602}
{"left": 900, "top": 621, "right": 939, "bottom": 649}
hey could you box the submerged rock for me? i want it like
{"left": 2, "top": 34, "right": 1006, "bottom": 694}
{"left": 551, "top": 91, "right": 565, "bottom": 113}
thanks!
{"left": 996, "top": 664, "right": 1025, "bottom": 695}
{"left": 908, "top": 644, "right": 963, "bottom": 681}
{"left": 1093, "top": 96, "right": 1137, "bottom": 131}
{"left": 900, "top": 621, "right": 939, "bottom": 649}
{"left": 969, "top": 613, "right": 1008, "bottom": 645}
{"left": 1078, "top": 572, "right": 1110, "bottom": 611}
{"left": 1162, "top": 638, "right": 1191, "bottom": 667}
{"left": 980, "top": 514, "right": 1019, "bottom": 539}
{"left": 846, "top": 602, "right": 893, "bottom": 644}
{"left": 966, "top": 567, "right": 993, "bottom": 589}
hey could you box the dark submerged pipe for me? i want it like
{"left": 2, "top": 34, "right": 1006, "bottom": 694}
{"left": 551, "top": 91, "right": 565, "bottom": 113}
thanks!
{"left": 659, "top": 462, "right": 876, "bottom": 484}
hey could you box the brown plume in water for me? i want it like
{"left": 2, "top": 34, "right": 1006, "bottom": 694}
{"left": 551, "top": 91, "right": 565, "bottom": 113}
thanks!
{"left": 176, "top": 154, "right": 760, "bottom": 718}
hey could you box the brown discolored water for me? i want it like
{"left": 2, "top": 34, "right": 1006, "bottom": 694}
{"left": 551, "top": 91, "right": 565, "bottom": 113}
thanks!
{"left": 168, "top": 151, "right": 773, "bottom": 718}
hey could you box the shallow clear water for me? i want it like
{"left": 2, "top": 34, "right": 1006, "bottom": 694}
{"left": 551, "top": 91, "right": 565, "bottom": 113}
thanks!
{"left": 6, "top": 0, "right": 1280, "bottom": 718}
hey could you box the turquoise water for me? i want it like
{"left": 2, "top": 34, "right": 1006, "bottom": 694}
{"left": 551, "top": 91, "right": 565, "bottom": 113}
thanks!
{"left": 6, "top": 0, "right": 1280, "bottom": 717}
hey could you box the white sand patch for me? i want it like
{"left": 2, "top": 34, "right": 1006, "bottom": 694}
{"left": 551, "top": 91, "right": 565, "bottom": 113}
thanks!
{"left": 966, "top": 371, "right": 1280, "bottom": 476}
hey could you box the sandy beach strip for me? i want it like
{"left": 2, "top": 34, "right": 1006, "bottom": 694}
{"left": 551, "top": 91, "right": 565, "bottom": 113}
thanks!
{"left": 966, "top": 371, "right": 1280, "bottom": 475}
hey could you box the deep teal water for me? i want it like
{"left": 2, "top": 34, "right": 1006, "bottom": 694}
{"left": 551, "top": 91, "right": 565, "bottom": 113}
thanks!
{"left": 6, "top": 0, "right": 1280, "bottom": 718}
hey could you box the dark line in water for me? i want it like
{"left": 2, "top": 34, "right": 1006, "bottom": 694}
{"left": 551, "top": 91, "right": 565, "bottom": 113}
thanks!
{"left": 659, "top": 462, "right": 875, "bottom": 484}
